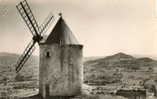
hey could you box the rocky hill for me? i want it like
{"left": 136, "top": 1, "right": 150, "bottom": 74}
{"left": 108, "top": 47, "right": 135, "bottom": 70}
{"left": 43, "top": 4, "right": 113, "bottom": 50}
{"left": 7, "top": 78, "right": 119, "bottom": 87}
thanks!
{"left": 84, "top": 52, "right": 157, "bottom": 84}
{"left": 84, "top": 52, "right": 157, "bottom": 70}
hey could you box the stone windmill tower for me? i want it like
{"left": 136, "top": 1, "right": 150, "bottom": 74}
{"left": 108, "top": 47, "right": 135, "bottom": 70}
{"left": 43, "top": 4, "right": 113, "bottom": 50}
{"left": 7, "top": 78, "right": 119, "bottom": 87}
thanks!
{"left": 15, "top": 0, "right": 83, "bottom": 98}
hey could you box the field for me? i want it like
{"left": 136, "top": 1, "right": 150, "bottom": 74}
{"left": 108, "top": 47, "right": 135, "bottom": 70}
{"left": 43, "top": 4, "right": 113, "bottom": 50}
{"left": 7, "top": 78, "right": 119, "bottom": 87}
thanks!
{"left": 0, "top": 52, "right": 157, "bottom": 99}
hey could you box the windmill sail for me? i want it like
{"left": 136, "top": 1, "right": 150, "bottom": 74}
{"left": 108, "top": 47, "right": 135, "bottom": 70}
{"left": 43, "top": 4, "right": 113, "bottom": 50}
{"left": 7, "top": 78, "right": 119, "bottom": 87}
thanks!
{"left": 15, "top": 0, "right": 55, "bottom": 73}
{"left": 15, "top": 0, "right": 40, "bottom": 73}
{"left": 15, "top": 40, "right": 36, "bottom": 73}
{"left": 39, "top": 13, "right": 54, "bottom": 35}
{"left": 15, "top": 0, "right": 67, "bottom": 73}
{"left": 16, "top": 0, "right": 39, "bottom": 37}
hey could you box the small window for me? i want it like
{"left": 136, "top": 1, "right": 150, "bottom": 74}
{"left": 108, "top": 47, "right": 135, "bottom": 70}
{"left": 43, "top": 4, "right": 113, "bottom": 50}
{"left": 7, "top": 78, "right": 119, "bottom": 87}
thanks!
{"left": 46, "top": 51, "right": 50, "bottom": 58}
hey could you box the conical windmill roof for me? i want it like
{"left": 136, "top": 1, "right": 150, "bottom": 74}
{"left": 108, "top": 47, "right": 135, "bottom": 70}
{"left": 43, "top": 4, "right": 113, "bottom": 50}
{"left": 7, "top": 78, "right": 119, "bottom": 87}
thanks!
{"left": 40, "top": 14, "right": 79, "bottom": 45}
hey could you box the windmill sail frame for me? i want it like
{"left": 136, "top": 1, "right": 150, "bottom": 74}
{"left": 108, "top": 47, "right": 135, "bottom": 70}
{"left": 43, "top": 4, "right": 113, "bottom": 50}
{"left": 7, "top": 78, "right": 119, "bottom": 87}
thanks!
{"left": 15, "top": 0, "right": 54, "bottom": 73}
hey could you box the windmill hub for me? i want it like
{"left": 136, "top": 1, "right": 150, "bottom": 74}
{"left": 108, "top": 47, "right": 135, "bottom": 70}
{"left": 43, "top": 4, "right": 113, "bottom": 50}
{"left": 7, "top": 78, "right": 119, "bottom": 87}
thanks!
{"left": 33, "top": 35, "right": 43, "bottom": 42}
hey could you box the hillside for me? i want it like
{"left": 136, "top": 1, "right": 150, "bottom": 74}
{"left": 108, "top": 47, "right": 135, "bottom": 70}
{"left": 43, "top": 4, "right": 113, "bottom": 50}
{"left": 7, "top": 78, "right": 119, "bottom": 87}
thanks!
{"left": 0, "top": 52, "right": 157, "bottom": 84}
{"left": 84, "top": 52, "right": 157, "bottom": 70}
{"left": 84, "top": 52, "right": 157, "bottom": 84}
{"left": 0, "top": 52, "right": 39, "bottom": 82}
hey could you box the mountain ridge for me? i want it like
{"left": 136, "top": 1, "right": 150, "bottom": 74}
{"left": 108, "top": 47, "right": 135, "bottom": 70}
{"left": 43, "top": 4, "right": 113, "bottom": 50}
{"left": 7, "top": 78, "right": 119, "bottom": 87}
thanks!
{"left": 84, "top": 52, "right": 157, "bottom": 83}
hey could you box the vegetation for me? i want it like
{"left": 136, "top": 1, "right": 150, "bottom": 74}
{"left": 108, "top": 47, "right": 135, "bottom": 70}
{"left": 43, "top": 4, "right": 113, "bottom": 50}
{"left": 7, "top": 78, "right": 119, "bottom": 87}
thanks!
{"left": 84, "top": 52, "right": 157, "bottom": 85}
{"left": 0, "top": 52, "right": 157, "bottom": 98}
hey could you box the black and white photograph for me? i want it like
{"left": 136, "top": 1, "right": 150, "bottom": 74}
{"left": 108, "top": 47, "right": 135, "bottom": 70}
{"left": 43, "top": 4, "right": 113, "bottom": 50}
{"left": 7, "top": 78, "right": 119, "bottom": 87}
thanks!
{"left": 0, "top": 0, "right": 156, "bottom": 99}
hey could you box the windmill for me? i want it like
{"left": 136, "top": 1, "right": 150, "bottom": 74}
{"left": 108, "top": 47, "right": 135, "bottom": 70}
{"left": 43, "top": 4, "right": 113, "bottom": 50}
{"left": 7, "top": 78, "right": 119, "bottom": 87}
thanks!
{"left": 15, "top": 0, "right": 83, "bottom": 98}
{"left": 15, "top": 0, "right": 54, "bottom": 73}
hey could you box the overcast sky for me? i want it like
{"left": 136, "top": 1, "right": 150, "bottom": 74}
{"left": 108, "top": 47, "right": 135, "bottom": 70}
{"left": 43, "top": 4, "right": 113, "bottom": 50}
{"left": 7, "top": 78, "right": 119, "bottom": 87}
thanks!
{"left": 0, "top": 0, "right": 156, "bottom": 57}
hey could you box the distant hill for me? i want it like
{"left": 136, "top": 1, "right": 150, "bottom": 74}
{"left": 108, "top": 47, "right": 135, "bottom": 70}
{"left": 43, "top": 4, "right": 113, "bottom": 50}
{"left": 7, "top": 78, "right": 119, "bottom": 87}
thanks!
{"left": 84, "top": 56, "right": 104, "bottom": 62}
{"left": 0, "top": 52, "right": 38, "bottom": 82}
{"left": 84, "top": 52, "right": 157, "bottom": 69}
{"left": 84, "top": 52, "right": 157, "bottom": 84}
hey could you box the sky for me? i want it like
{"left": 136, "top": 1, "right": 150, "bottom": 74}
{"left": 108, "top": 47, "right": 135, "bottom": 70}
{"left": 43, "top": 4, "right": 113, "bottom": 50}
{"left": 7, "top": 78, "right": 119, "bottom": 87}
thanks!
{"left": 0, "top": 0, "right": 156, "bottom": 57}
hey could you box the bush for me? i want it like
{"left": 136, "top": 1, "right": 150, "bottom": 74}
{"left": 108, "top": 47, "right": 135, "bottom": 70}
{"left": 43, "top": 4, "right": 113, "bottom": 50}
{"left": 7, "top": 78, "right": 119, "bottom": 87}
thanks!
{"left": 15, "top": 74, "right": 25, "bottom": 81}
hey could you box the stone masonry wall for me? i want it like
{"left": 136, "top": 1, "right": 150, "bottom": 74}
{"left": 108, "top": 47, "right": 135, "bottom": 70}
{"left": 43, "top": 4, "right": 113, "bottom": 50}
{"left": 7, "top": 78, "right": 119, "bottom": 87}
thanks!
{"left": 39, "top": 44, "right": 83, "bottom": 98}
